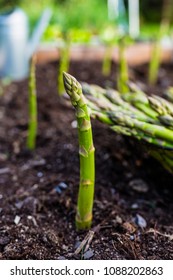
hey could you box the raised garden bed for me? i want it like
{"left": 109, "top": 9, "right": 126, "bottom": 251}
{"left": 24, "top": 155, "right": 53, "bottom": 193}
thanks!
{"left": 0, "top": 59, "right": 173, "bottom": 260}
{"left": 36, "top": 42, "right": 173, "bottom": 66}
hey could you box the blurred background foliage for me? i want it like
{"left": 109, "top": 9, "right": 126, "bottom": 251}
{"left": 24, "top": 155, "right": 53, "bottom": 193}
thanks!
{"left": 0, "top": 0, "right": 170, "bottom": 40}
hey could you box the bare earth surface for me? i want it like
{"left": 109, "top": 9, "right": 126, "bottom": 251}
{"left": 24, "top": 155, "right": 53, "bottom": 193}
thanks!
{"left": 0, "top": 60, "right": 173, "bottom": 260}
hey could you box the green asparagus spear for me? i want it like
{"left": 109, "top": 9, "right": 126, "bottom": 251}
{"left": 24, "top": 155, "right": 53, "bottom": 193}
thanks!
{"left": 27, "top": 55, "right": 37, "bottom": 150}
{"left": 159, "top": 115, "right": 173, "bottom": 129}
{"left": 108, "top": 112, "right": 173, "bottom": 143}
{"left": 148, "top": 0, "right": 171, "bottom": 85}
{"left": 117, "top": 37, "right": 129, "bottom": 94}
{"left": 58, "top": 34, "right": 70, "bottom": 95}
{"left": 82, "top": 83, "right": 155, "bottom": 121}
{"left": 102, "top": 46, "right": 113, "bottom": 76}
{"left": 148, "top": 95, "right": 173, "bottom": 116}
{"left": 111, "top": 125, "right": 173, "bottom": 149}
{"left": 63, "top": 72, "right": 95, "bottom": 230}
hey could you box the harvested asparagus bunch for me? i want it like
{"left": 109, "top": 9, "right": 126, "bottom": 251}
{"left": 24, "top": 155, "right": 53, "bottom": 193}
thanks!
{"left": 81, "top": 81, "right": 173, "bottom": 173}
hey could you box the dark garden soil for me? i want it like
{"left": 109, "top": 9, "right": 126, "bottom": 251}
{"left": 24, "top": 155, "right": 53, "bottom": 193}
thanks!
{"left": 0, "top": 59, "right": 173, "bottom": 260}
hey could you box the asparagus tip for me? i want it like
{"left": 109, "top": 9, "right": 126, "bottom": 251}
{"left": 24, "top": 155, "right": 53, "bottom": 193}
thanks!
{"left": 63, "top": 71, "right": 77, "bottom": 90}
{"left": 63, "top": 72, "right": 82, "bottom": 103}
{"left": 63, "top": 71, "right": 71, "bottom": 88}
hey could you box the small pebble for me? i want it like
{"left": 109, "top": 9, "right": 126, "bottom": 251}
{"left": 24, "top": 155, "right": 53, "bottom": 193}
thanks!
{"left": 130, "top": 235, "right": 135, "bottom": 241}
{"left": 31, "top": 184, "right": 39, "bottom": 190}
{"left": 0, "top": 194, "right": 3, "bottom": 199}
{"left": 58, "top": 256, "right": 66, "bottom": 260}
{"left": 54, "top": 186, "right": 62, "bottom": 194}
{"left": 74, "top": 240, "right": 81, "bottom": 250}
{"left": 37, "top": 172, "right": 43, "bottom": 178}
{"left": 134, "top": 214, "right": 147, "bottom": 229}
{"left": 71, "top": 120, "right": 77, "bottom": 128}
{"left": 27, "top": 215, "right": 38, "bottom": 227}
{"left": 115, "top": 215, "right": 123, "bottom": 224}
{"left": 131, "top": 203, "right": 139, "bottom": 209}
{"left": 129, "top": 179, "right": 149, "bottom": 193}
{"left": 63, "top": 143, "right": 73, "bottom": 150}
{"left": 31, "top": 159, "right": 46, "bottom": 167}
{"left": 14, "top": 215, "right": 21, "bottom": 225}
{"left": 0, "top": 167, "right": 10, "bottom": 175}
{"left": 83, "top": 249, "right": 94, "bottom": 260}
{"left": 15, "top": 201, "right": 23, "bottom": 209}
{"left": 62, "top": 244, "right": 68, "bottom": 251}
{"left": 59, "top": 182, "right": 68, "bottom": 189}
{"left": 54, "top": 182, "right": 68, "bottom": 194}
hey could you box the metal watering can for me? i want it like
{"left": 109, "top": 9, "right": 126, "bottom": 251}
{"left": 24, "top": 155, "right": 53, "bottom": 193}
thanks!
{"left": 0, "top": 7, "right": 52, "bottom": 80}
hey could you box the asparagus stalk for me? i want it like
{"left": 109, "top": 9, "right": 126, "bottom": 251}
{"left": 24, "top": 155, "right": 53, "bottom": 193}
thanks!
{"left": 63, "top": 72, "right": 95, "bottom": 230}
{"left": 125, "top": 82, "right": 158, "bottom": 119}
{"left": 93, "top": 109, "right": 173, "bottom": 145}
{"left": 111, "top": 125, "right": 173, "bottom": 149}
{"left": 91, "top": 110, "right": 114, "bottom": 125}
{"left": 148, "top": 38, "right": 162, "bottom": 85}
{"left": 149, "top": 149, "right": 173, "bottom": 174}
{"left": 159, "top": 115, "right": 173, "bottom": 129}
{"left": 27, "top": 55, "right": 37, "bottom": 150}
{"left": 117, "top": 37, "right": 129, "bottom": 94}
{"left": 102, "top": 46, "right": 112, "bottom": 76}
{"left": 148, "top": 0, "right": 171, "bottom": 85}
{"left": 58, "top": 34, "right": 70, "bottom": 95}
{"left": 82, "top": 83, "right": 154, "bottom": 121}
{"left": 148, "top": 95, "right": 173, "bottom": 116}
{"left": 108, "top": 112, "right": 173, "bottom": 144}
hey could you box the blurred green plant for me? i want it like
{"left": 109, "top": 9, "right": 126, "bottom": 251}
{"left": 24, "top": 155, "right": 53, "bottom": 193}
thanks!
{"left": 18, "top": 0, "right": 108, "bottom": 32}
{"left": 57, "top": 32, "right": 71, "bottom": 95}
{"left": 57, "top": 28, "right": 92, "bottom": 95}
{"left": 148, "top": 0, "right": 173, "bottom": 85}
{"left": 100, "top": 25, "right": 119, "bottom": 76}
{"left": 0, "top": 0, "right": 22, "bottom": 12}
{"left": 117, "top": 35, "right": 134, "bottom": 94}
{"left": 54, "top": 0, "right": 108, "bottom": 30}
{"left": 68, "top": 28, "right": 92, "bottom": 44}
{"left": 27, "top": 55, "right": 37, "bottom": 150}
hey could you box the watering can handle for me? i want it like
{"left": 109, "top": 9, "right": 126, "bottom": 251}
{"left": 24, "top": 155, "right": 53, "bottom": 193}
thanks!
{"left": 27, "top": 8, "right": 52, "bottom": 59}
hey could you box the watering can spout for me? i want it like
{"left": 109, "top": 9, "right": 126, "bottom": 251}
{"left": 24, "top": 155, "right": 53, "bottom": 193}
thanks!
{"left": 27, "top": 8, "right": 52, "bottom": 59}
